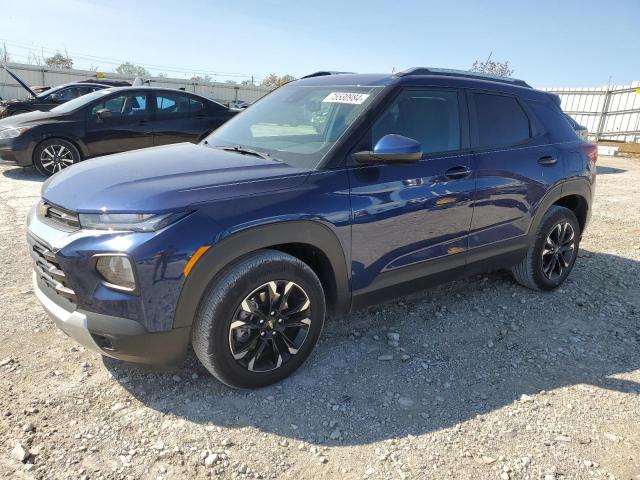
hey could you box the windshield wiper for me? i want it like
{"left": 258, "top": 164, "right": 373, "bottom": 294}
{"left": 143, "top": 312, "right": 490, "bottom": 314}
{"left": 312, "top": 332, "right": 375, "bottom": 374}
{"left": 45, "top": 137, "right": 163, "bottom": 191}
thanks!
{"left": 211, "top": 144, "right": 273, "bottom": 161}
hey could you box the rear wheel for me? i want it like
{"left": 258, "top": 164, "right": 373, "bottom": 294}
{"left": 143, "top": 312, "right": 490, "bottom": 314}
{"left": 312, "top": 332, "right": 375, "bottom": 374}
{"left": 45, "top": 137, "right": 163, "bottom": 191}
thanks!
{"left": 511, "top": 206, "right": 580, "bottom": 291}
{"left": 33, "top": 139, "right": 80, "bottom": 176}
{"left": 191, "top": 250, "right": 325, "bottom": 388}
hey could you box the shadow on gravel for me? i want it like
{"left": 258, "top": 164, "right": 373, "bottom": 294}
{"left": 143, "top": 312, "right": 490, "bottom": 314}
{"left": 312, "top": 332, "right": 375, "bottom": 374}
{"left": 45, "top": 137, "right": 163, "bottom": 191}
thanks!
{"left": 597, "top": 165, "right": 627, "bottom": 175}
{"left": 105, "top": 249, "right": 640, "bottom": 446}
{"left": 2, "top": 166, "right": 45, "bottom": 182}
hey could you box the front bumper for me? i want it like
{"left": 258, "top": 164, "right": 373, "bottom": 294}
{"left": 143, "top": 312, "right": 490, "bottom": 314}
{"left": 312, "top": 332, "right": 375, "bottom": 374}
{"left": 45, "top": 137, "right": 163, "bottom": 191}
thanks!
{"left": 0, "top": 136, "right": 33, "bottom": 166}
{"left": 27, "top": 204, "right": 194, "bottom": 365}
{"left": 34, "top": 272, "right": 190, "bottom": 365}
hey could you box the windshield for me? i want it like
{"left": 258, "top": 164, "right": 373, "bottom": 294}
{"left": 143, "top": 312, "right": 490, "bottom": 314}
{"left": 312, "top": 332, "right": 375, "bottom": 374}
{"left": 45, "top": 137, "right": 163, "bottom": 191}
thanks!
{"left": 36, "top": 84, "right": 70, "bottom": 99}
{"left": 50, "top": 89, "right": 113, "bottom": 114}
{"left": 204, "top": 84, "right": 383, "bottom": 169}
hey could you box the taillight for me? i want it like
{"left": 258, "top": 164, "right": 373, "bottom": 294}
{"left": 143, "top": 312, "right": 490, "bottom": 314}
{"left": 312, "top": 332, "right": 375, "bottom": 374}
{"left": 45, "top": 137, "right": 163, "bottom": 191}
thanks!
{"left": 581, "top": 143, "right": 598, "bottom": 164}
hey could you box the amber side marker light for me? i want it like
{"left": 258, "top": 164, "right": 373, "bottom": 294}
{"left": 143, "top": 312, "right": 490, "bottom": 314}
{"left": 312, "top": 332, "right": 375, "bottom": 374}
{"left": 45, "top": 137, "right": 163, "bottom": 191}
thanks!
{"left": 183, "top": 246, "right": 210, "bottom": 277}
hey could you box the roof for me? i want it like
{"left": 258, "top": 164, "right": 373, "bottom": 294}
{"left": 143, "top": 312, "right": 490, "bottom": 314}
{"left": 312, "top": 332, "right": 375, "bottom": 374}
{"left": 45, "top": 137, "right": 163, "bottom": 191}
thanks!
{"left": 293, "top": 68, "right": 543, "bottom": 97}
{"left": 98, "top": 86, "right": 214, "bottom": 100}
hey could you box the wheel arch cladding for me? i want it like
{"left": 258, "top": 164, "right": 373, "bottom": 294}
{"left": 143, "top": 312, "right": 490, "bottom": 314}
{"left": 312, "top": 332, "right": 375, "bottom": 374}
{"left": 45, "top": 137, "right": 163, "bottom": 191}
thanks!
{"left": 529, "top": 179, "right": 591, "bottom": 238}
{"left": 173, "top": 220, "right": 351, "bottom": 329}
{"left": 551, "top": 194, "right": 588, "bottom": 233}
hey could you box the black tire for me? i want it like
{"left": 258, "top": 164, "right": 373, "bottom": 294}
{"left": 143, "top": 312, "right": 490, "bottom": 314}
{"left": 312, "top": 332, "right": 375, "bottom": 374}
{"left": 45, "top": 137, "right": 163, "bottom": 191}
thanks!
{"left": 192, "top": 250, "right": 326, "bottom": 389}
{"left": 511, "top": 206, "right": 581, "bottom": 291}
{"left": 33, "top": 138, "right": 81, "bottom": 176}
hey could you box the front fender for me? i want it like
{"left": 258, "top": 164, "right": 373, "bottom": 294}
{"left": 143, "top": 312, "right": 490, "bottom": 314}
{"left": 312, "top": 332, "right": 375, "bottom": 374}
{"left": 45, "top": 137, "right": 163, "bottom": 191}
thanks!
{"left": 173, "top": 220, "right": 351, "bottom": 328}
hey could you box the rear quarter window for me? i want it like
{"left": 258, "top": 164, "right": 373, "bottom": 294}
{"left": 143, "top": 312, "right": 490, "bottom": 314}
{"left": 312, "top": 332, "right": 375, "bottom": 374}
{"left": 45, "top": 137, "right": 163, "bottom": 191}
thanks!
{"left": 527, "top": 99, "right": 579, "bottom": 142}
{"left": 471, "top": 92, "right": 531, "bottom": 148}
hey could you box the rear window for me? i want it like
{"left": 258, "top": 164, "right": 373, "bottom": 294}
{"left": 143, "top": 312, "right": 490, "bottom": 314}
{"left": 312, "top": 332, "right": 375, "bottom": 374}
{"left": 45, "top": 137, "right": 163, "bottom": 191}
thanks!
{"left": 472, "top": 93, "right": 530, "bottom": 148}
{"left": 527, "top": 99, "right": 579, "bottom": 142}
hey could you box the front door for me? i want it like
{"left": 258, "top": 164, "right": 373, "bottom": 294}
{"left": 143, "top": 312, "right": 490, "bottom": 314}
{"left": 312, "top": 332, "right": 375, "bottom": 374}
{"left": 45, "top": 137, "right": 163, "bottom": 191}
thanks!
{"left": 349, "top": 88, "right": 475, "bottom": 295}
{"left": 84, "top": 91, "right": 154, "bottom": 156}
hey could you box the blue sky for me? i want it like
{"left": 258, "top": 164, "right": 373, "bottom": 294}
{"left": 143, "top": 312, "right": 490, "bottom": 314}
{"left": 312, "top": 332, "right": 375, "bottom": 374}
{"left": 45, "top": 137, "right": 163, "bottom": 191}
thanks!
{"left": 1, "top": 0, "right": 638, "bottom": 87}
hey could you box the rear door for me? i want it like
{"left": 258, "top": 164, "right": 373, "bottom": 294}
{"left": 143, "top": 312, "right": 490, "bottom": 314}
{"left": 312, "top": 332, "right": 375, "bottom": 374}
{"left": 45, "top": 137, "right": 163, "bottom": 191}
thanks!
{"left": 84, "top": 90, "right": 154, "bottom": 156}
{"left": 152, "top": 92, "right": 217, "bottom": 146}
{"left": 468, "top": 90, "right": 566, "bottom": 256}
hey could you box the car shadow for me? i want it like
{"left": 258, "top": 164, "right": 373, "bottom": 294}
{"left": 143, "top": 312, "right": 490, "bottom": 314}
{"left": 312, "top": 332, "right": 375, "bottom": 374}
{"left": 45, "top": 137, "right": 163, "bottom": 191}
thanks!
{"left": 597, "top": 165, "right": 626, "bottom": 175}
{"left": 1, "top": 165, "right": 46, "bottom": 182}
{"left": 104, "top": 249, "right": 640, "bottom": 446}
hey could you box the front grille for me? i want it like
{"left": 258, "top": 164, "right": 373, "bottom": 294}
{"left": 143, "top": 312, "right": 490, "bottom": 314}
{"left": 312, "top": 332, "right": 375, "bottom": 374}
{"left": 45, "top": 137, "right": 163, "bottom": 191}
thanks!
{"left": 40, "top": 202, "right": 80, "bottom": 231}
{"left": 29, "top": 237, "right": 76, "bottom": 303}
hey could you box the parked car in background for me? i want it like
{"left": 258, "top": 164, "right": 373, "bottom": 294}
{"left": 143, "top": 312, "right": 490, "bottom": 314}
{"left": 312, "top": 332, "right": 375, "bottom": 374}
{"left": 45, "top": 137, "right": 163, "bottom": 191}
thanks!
{"left": 30, "top": 85, "right": 52, "bottom": 94}
{"left": 0, "top": 64, "right": 114, "bottom": 119}
{"left": 228, "top": 100, "right": 250, "bottom": 109}
{"left": 0, "top": 86, "right": 236, "bottom": 175}
{"left": 25, "top": 68, "right": 597, "bottom": 388}
{"left": 564, "top": 113, "right": 589, "bottom": 140}
{"left": 75, "top": 77, "right": 132, "bottom": 88}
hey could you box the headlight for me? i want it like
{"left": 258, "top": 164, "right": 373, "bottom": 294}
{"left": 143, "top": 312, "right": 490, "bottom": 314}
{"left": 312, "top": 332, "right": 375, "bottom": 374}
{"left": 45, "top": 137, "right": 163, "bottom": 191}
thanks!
{"left": 78, "top": 212, "right": 183, "bottom": 232}
{"left": 0, "top": 126, "right": 30, "bottom": 140}
{"left": 94, "top": 255, "right": 136, "bottom": 292}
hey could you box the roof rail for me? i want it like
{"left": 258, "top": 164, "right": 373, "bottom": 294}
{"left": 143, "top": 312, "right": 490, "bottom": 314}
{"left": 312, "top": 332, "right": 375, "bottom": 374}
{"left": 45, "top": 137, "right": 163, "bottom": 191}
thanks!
{"left": 395, "top": 67, "right": 531, "bottom": 88}
{"left": 301, "top": 71, "right": 355, "bottom": 79}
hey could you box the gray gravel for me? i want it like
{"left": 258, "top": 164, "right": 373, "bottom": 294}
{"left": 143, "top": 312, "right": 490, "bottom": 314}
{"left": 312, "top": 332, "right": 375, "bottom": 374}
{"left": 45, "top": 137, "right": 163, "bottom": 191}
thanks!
{"left": 0, "top": 156, "right": 639, "bottom": 479}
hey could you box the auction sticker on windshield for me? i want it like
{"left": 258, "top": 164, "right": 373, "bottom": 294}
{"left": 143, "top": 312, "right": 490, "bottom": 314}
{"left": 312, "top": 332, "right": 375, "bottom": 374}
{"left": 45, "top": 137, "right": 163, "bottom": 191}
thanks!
{"left": 322, "top": 92, "right": 370, "bottom": 104}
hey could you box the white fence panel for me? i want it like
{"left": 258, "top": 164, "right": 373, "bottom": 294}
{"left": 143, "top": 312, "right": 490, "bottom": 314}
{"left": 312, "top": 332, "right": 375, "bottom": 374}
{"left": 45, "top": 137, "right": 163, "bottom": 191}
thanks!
{"left": 543, "top": 82, "right": 640, "bottom": 143}
{"left": 0, "top": 62, "right": 270, "bottom": 104}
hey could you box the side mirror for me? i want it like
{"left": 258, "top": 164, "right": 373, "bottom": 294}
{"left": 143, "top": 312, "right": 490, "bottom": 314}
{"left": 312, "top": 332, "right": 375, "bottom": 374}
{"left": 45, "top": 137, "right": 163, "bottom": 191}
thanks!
{"left": 95, "top": 108, "right": 112, "bottom": 122}
{"left": 352, "top": 134, "right": 422, "bottom": 164}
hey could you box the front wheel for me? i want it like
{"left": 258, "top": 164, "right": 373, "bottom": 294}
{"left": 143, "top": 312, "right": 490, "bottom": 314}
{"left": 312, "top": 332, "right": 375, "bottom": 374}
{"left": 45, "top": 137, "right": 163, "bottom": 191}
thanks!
{"left": 192, "top": 250, "right": 326, "bottom": 388}
{"left": 33, "top": 139, "right": 80, "bottom": 176}
{"left": 511, "top": 206, "right": 581, "bottom": 291}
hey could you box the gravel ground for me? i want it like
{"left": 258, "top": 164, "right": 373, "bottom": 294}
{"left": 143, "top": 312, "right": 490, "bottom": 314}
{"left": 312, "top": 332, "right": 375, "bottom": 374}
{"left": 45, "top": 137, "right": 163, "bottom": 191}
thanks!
{"left": 0, "top": 156, "right": 639, "bottom": 480}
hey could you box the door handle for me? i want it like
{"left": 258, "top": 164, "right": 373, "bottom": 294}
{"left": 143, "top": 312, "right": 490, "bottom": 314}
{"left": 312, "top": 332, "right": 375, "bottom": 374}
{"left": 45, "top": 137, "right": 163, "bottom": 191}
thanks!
{"left": 138, "top": 118, "right": 148, "bottom": 125}
{"left": 538, "top": 155, "right": 557, "bottom": 166}
{"left": 444, "top": 166, "right": 471, "bottom": 180}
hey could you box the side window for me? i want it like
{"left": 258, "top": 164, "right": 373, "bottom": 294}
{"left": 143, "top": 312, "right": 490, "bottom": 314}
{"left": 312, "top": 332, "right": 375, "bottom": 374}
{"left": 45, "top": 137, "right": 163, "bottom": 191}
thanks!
{"left": 90, "top": 93, "right": 148, "bottom": 117}
{"left": 51, "top": 87, "right": 77, "bottom": 102}
{"left": 189, "top": 97, "right": 205, "bottom": 113}
{"left": 527, "top": 99, "right": 578, "bottom": 142}
{"left": 471, "top": 93, "right": 530, "bottom": 148}
{"left": 370, "top": 89, "right": 461, "bottom": 154}
{"left": 156, "top": 93, "right": 191, "bottom": 116}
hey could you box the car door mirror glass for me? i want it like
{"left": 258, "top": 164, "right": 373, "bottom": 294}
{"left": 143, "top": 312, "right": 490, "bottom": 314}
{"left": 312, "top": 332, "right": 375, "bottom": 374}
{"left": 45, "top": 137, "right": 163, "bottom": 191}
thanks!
{"left": 353, "top": 134, "right": 423, "bottom": 164}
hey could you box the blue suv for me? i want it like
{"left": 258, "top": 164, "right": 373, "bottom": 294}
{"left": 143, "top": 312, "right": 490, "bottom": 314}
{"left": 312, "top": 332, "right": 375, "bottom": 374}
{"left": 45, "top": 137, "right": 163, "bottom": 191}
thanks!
{"left": 27, "top": 68, "right": 597, "bottom": 388}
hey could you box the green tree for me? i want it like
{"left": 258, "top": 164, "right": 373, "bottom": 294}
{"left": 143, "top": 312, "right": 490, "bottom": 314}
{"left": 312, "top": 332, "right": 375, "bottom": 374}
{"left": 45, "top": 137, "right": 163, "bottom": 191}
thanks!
{"left": 115, "top": 62, "right": 150, "bottom": 77}
{"left": 190, "top": 74, "right": 212, "bottom": 83}
{"left": 469, "top": 53, "right": 513, "bottom": 77}
{"left": 260, "top": 73, "right": 296, "bottom": 89}
{"left": 45, "top": 52, "right": 74, "bottom": 69}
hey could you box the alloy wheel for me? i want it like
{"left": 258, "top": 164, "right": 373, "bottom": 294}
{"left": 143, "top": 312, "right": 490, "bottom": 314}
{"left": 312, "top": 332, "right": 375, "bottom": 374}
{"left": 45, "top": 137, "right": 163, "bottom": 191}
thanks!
{"left": 541, "top": 221, "right": 576, "bottom": 280}
{"left": 229, "top": 280, "right": 312, "bottom": 372}
{"left": 40, "top": 145, "right": 74, "bottom": 174}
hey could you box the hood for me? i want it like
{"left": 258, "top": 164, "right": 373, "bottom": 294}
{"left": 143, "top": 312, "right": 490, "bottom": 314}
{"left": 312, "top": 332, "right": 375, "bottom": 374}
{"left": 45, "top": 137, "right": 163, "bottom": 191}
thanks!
{"left": 1, "top": 64, "right": 36, "bottom": 98}
{"left": 0, "top": 109, "right": 59, "bottom": 127}
{"left": 42, "top": 143, "right": 312, "bottom": 213}
{"left": 0, "top": 97, "right": 37, "bottom": 107}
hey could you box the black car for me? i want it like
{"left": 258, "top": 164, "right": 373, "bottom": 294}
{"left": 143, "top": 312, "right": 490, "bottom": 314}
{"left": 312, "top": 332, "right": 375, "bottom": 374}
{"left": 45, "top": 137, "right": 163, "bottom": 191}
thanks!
{"left": 0, "top": 86, "right": 236, "bottom": 175}
{"left": 0, "top": 65, "right": 113, "bottom": 119}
